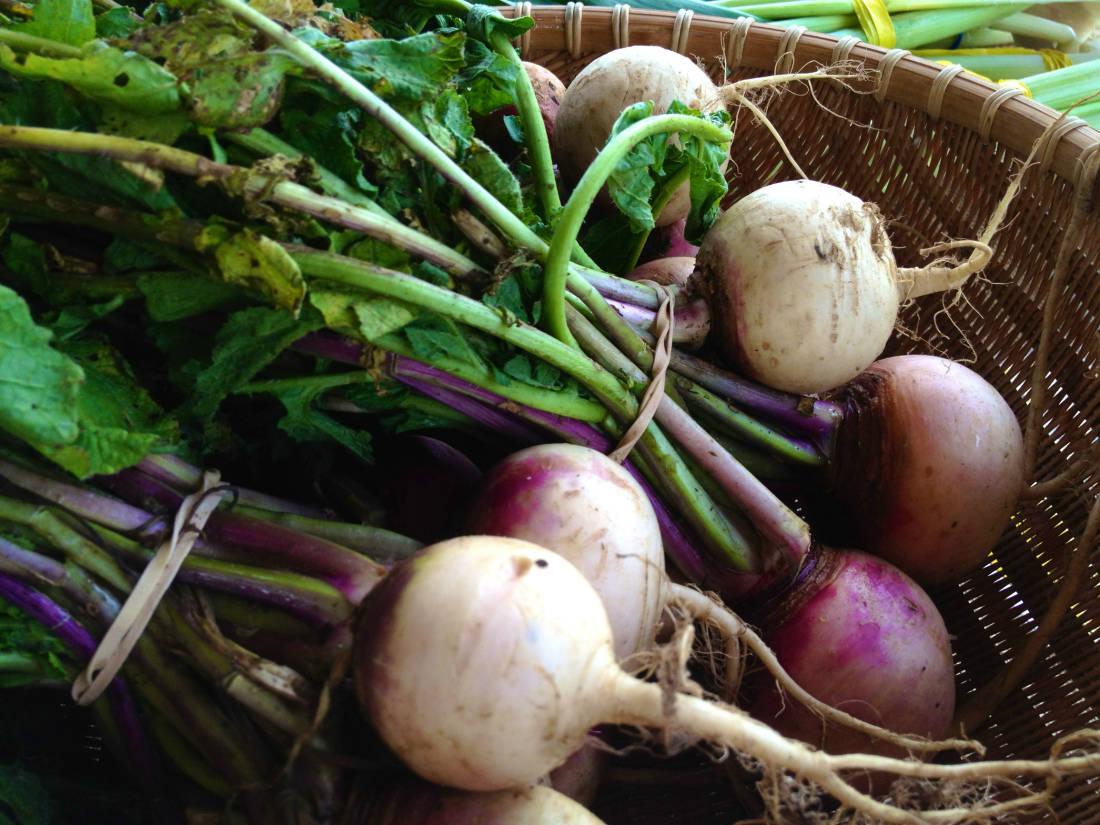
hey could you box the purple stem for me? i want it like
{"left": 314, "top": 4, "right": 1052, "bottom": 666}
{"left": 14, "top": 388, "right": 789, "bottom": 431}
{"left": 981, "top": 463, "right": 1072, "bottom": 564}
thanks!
{"left": 655, "top": 343, "right": 843, "bottom": 446}
{"left": 292, "top": 331, "right": 363, "bottom": 365}
{"left": 99, "top": 470, "right": 385, "bottom": 603}
{"left": 138, "top": 455, "right": 329, "bottom": 520}
{"left": 387, "top": 362, "right": 725, "bottom": 588}
{"left": 392, "top": 373, "right": 544, "bottom": 445}
{"left": 0, "top": 569, "right": 159, "bottom": 788}
{"left": 605, "top": 298, "right": 711, "bottom": 348}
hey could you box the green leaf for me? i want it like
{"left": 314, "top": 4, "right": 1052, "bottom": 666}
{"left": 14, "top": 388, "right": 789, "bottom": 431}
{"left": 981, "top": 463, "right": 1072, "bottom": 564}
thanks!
{"left": 0, "top": 42, "right": 181, "bottom": 114}
{"left": 463, "top": 138, "right": 523, "bottom": 215}
{"left": 0, "top": 285, "right": 83, "bottom": 450}
{"left": 457, "top": 38, "right": 518, "bottom": 116}
{"left": 465, "top": 4, "right": 533, "bottom": 42}
{"left": 273, "top": 386, "right": 373, "bottom": 463}
{"left": 136, "top": 272, "right": 247, "bottom": 322}
{"left": 123, "top": 8, "right": 255, "bottom": 72}
{"left": 279, "top": 83, "right": 372, "bottom": 193}
{"left": 47, "top": 295, "right": 127, "bottom": 341}
{"left": 17, "top": 0, "right": 95, "bottom": 46}
{"left": 327, "top": 30, "right": 466, "bottom": 101}
{"left": 187, "top": 306, "right": 323, "bottom": 419}
{"left": 207, "top": 229, "right": 306, "bottom": 314}
{"left": 40, "top": 337, "right": 179, "bottom": 478}
{"left": 606, "top": 101, "right": 664, "bottom": 233}
{"left": 402, "top": 314, "right": 482, "bottom": 368}
{"left": 354, "top": 297, "right": 418, "bottom": 341}
{"left": 499, "top": 353, "right": 562, "bottom": 389}
{"left": 96, "top": 6, "right": 142, "bottom": 38}
{"left": 667, "top": 101, "right": 731, "bottom": 242}
{"left": 180, "top": 51, "right": 293, "bottom": 129}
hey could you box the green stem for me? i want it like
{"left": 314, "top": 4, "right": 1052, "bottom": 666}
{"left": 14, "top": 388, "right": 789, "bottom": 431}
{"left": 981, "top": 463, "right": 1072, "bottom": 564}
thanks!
{"left": 543, "top": 114, "right": 732, "bottom": 345}
{"left": 0, "top": 28, "right": 81, "bottom": 57}
{"left": 0, "top": 652, "right": 43, "bottom": 672}
{"left": 623, "top": 165, "right": 691, "bottom": 274}
{"left": 0, "top": 496, "right": 130, "bottom": 592}
{"left": 233, "top": 505, "right": 422, "bottom": 560}
{"left": 211, "top": 0, "right": 558, "bottom": 259}
{"left": 0, "top": 128, "right": 485, "bottom": 281}
{"left": 293, "top": 249, "right": 756, "bottom": 571}
{"left": 379, "top": 337, "right": 609, "bottom": 423}
{"left": 225, "top": 128, "right": 388, "bottom": 215}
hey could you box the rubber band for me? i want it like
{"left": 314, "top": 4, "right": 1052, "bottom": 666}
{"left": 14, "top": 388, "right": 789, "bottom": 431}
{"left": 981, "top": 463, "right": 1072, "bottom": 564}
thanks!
{"left": 608, "top": 284, "right": 673, "bottom": 464}
{"left": 1039, "top": 48, "right": 1072, "bottom": 72}
{"left": 852, "top": 0, "right": 895, "bottom": 49}
{"left": 72, "top": 472, "right": 229, "bottom": 706}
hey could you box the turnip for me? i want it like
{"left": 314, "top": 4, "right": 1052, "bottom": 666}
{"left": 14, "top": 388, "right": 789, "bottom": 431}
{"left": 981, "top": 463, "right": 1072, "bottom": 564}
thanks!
{"left": 692, "top": 179, "right": 993, "bottom": 394}
{"left": 738, "top": 549, "right": 955, "bottom": 758}
{"left": 827, "top": 355, "right": 1026, "bottom": 585}
{"left": 477, "top": 63, "right": 566, "bottom": 161}
{"left": 465, "top": 443, "right": 972, "bottom": 763}
{"left": 467, "top": 443, "right": 665, "bottom": 661}
{"left": 554, "top": 46, "right": 720, "bottom": 228}
{"left": 353, "top": 537, "right": 1100, "bottom": 821}
{"left": 366, "top": 782, "right": 608, "bottom": 824}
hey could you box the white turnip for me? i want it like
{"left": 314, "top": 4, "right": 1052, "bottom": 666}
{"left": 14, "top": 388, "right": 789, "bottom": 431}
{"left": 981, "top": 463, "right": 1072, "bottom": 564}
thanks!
{"left": 692, "top": 179, "right": 992, "bottom": 394}
{"left": 353, "top": 537, "right": 1100, "bottom": 821}
{"left": 554, "top": 46, "right": 720, "bottom": 227}
{"left": 367, "top": 782, "right": 607, "bottom": 824}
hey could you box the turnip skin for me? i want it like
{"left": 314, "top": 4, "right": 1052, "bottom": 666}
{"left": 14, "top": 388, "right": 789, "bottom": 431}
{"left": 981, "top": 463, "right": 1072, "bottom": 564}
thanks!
{"left": 693, "top": 179, "right": 900, "bottom": 394}
{"left": 745, "top": 548, "right": 955, "bottom": 759}
{"left": 554, "top": 46, "right": 720, "bottom": 227}
{"left": 524, "top": 62, "right": 566, "bottom": 145}
{"left": 468, "top": 444, "right": 665, "bottom": 661}
{"left": 353, "top": 536, "right": 616, "bottom": 791}
{"left": 368, "top": 783, "right": 608, "bottom": 825}
{"left": 829, "top": 355, "right": 1025, "bottom": 586}
{"left": 626, "top": 256, "right": 695, "bottom": 287}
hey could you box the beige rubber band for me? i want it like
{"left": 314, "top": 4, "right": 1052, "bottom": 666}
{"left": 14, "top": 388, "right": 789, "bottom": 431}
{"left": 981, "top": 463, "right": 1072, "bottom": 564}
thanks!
{"left": 874, "top": 48, "right": 910, "bottom": 104}
{"left": 608, "top": 284, "right": 674, "bottom": 464}
{"left": 978, "top": 86, "right": 1023, "bottom": 142}
{"left": 724, "top": 17, "right": 753, "bottom": 70}
{"left": 611, "top": 3, "right": 630, "bottom": 50}
{"left": 1038, "top": 116, "right": 1088, "bottom": 175}
{"left": 776, "top": 25, "right": 805, "bottom": 75}
{"left": 927, "top": 63, "right": 965, "bottom": 121}
{"left": 512, "top": 1, "right": 533, "bottom": 59}
{"left": 72, "top": 472, "right": 229, "bottom": 706}
{"left": 672, "top": 9, "right": 694, "bottom": 55}
{"left": 564, "top": 2, "right": 584, "bottom": 58}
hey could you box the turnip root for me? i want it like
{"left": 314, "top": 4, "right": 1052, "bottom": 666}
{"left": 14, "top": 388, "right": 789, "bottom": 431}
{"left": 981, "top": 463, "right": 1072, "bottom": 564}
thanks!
{"left": 467, "top": 443, "right": 665, "bottom": 661}
{"left": 469, "top": 444, "right": 965, "bottom": 759}
{"left": 367, "top": 783, "right": 608, "bottom": 825}
{"left": 740, "top": 549, "right": 955, "bottom": 761}
{"left": 692, "top": 180, "right": 992, "bottom": 394}
{"left": 354, "top": 537, "right": 1100, "bottom": 821}
{"left": 478, "top": 63, "right": 566, "bottom": 160}
{"left": 554, "top": 46, "right": 720, "bottom": 227}
{"left": 828, "top": 355, "right": 1026, "bottom": 585}
{"left": 627, "top": 256, "right": 695, "bottom": 287}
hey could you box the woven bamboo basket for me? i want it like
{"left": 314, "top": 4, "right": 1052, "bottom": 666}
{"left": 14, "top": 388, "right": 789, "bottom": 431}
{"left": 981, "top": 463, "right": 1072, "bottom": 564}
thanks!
{"left": 501, "top": 5, "right": 1100, "bottom": 824}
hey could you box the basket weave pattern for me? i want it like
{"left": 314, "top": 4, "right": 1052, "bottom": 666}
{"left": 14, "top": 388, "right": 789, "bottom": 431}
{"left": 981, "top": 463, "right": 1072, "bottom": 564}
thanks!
{"left": 514, "top": 6, "right": 1100, "bottom": 822}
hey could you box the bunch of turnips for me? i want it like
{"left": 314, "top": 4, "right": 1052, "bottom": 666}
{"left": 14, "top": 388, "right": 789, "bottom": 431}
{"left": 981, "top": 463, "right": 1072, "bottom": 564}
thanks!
{"left": 0, "top": 2, "right": 1089, "bottom": 823}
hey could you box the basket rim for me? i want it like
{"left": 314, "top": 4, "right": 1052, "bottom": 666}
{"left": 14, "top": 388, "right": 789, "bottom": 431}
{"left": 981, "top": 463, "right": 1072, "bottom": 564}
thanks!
{"left": 508, "top": 4, "right": 1100, "bottom": 188}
